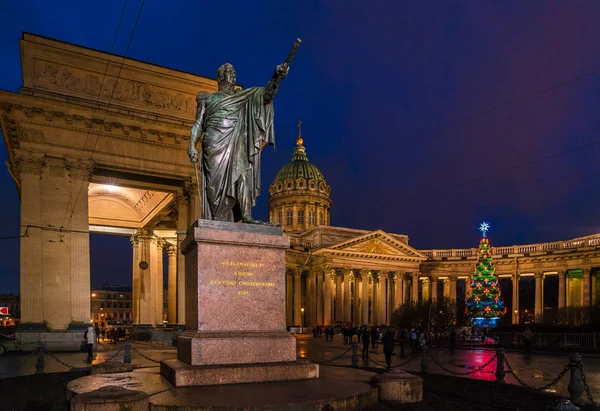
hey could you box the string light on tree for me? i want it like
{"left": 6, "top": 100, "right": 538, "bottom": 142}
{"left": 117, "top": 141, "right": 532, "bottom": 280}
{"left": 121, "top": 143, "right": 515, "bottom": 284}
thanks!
{"left": 466, "top": 222, "right": 506, "bottom": 328}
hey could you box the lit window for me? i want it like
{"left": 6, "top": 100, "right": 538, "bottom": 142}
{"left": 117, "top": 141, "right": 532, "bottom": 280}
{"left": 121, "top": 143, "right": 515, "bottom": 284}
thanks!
{"left": 286, "top": 210, "right": 293, "bottom": 225}
{"left": 298, "top": 210, "right": 305, "bottom": 225}
{"left": 309, "top": 210, "right": 315, "bottom": 225}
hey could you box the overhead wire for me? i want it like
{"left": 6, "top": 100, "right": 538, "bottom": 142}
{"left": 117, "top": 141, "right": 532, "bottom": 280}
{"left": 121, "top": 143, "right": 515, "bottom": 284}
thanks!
{"left": 59, "top": 0, "right": 130, "bottom": 228}
{"left": 62, "top": 0, "right": 146, "bottom": 230}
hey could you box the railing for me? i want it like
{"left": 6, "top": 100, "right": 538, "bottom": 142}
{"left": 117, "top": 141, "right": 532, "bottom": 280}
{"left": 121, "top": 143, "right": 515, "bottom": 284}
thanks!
{"left": 289, "top": 237, "right": 314, "bottom": 250}
{"left": 420, "top": 235, "right": 600, "bottom": 259}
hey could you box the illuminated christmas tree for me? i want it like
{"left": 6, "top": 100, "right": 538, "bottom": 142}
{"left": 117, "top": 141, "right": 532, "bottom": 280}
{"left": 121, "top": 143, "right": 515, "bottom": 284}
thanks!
{"left": 465, "top": 222, "right": 507, "bottom": 327}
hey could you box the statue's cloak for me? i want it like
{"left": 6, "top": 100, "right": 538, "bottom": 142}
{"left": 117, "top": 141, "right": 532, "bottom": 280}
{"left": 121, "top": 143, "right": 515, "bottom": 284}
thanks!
{"left": 201, "top": 87, "right": 274, "bottom": 221}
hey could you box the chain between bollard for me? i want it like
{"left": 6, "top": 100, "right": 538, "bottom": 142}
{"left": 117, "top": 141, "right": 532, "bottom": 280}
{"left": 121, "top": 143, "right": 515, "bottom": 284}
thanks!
{"left": 131, "top": 346, "right": 161, "bottom": 363}
{"left": 578, "top": 363, "right": 598, "bottom": 408}
{"left": 427, "top": 351, "right": 497, "bottom": 376}
{"left": 504, "top": 356, "right": 571, "bottom": 392}
{"left": 390, "top": 355, "right": 416, "bottom": 369}
{"left": 313, "top": 347, "right": 353, "bottom": 365}
{"left": 105, "top": 348, "right": 123, "bottom": 361}
{"left": 45, "top": 349, "right": 91, "bottom": 370}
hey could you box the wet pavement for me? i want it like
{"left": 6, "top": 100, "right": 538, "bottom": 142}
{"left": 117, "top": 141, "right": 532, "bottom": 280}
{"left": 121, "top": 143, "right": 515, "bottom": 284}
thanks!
{"left": 0, "top": 340, "right": 175, "bottom": 378}
{"left": 296, "top": 334, "right": 600, "bottom": 402}
{"left": 1, "top": 334, "right": 598, "bottom": 404}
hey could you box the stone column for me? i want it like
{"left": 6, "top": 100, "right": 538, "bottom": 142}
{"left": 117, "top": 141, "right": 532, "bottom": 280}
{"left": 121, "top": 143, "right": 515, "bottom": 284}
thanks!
{"left": 131, "top": 234, "right": 141, "bottom": 324}
{"left": 166, "top": 245, "right": 177, "bottom": 325}
{"left": 136, "top": 229, "right": 155, "bottom": 326}
{"left": 592, "top": 272, "right": 598, "bottom": 305}
{"left": 421, "top": 279, "right": 430, "bottom": 301}
{"left": 154, "top": 239, "right": 165, "bottom": 326}
{"left": 361, "top": 271, "right": 370, "bottom": 325}
{"left": 307, "top": 272, "right": 315, "bottom": 326}
{"left": 465, "top": 277, "right": 472, "bottom": 297}
{"left": 293, "top": 270, "right": 301, "bottom": 325}
{"left": 449, "top": 276, "right": 457, "bottom": 300}
{"left": 176, "top": 195, "right": 188, "bottom": 325}
{"left": 323, "top": 269, "right": 332, "bottom": 326}
{"left": 411, "top": 273, "right": 419, "bottom": 305}
{"left": 393, "top": 273, "right": 402, "bottom": 309}
{"left": 343, "top": 270, "right": 351, "bottom": 323}
{"left": 402, "top": 274, "right": 410, "bottom": 304}
{"left": 353, "top": 274, "right": 361, "bottom": 324}
{"left": 335, "top": 271, "right": 342, "bottom": 323}
{"left": 286, "top": 272, "right": 293, "bottom": 325}
{"left": 583, "top": 268, "right": 591, "bottom": 307}
{"left": 431, "top": 276, "right": 438, "bottom": 302}
{"left": 558, "top": 270, "right": 566, "bottom": 309}
{"left": 512, "top": 274, "right": 520, "bottom": 324}
{"left": 17, "top": 152, "right": 46, "bottom": 325}
{"left": 65, "top": 159, "right": 93, "bottom": 326}
{"left": 316, "top": 270, "right": 324, "bottom": 325}
{"left": 378, "top": 272, "right": 387, "bottom": 325}
{"left": 535, "top": 272, "right": 544, "bottom": 322}
{"left": 371, "top": 273, "right": 379, "bottom": 325}
{"left": 443, "top": 279, "right": 450, "bottom": 298}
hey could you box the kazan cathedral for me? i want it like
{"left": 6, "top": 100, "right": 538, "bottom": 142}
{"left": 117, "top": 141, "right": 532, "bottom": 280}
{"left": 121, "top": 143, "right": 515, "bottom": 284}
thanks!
{"left": 270, "top": 128, "right": 600, "bottom": 328}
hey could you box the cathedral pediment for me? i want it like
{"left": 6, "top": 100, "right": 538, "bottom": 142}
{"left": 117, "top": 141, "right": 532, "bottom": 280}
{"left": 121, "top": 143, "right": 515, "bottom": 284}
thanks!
{"left": 316, "top": 230, "right": 428, "bottom": 261}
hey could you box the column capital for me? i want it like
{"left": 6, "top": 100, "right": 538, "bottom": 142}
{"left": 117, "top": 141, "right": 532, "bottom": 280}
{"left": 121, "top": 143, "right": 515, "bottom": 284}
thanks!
{"left": 410, "top": 272, "right": 420, "bottom": 280}
{"left": 448, "top": 275, "right": 458, "bottom": 282}
{"left": 582, "top": 267, "right": 592, "bottom": 275}
{"left": 64, "top": 157, "right": 94, "bottom": 182}
{"left": 558, "top": 269, "right": 567, "bottom": 277}
{"left": 166, "top": 244, "right": 177, "bottom": 256}
{"left": 429, "top": 274, "right": 439, "bottom": 283}
{"left": 534, "top": 271, "right": 545, "bottom": 279}
{"left": 14, "top": 150, "right": 46, "bottom": 178}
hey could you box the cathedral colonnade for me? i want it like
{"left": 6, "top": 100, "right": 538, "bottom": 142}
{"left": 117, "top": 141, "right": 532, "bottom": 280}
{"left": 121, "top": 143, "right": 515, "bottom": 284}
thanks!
{"left": 284, "top": 263, "right": 599, "bottom": 327}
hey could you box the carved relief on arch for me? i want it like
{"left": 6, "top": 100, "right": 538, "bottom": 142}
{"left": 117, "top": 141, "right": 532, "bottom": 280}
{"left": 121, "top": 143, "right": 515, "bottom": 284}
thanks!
{"left": 33, "top": 62, "right": 195, "bottom": 115}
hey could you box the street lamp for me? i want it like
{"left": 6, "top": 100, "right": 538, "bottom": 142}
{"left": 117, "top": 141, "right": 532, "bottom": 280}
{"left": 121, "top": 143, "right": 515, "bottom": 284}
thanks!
{"left": 300, "top": 308, "right": 305, "bottom": 334}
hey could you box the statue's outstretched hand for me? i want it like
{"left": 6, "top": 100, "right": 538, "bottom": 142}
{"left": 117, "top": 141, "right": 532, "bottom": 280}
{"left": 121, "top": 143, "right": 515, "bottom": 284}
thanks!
{"left": 188, "top": 144, "right": 199, "bottom": 164}
{"left": 276, "top": 64, "right": 289, "bottom": 79}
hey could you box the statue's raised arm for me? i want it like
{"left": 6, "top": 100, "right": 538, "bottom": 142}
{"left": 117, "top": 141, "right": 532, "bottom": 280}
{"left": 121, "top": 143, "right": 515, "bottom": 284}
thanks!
{"left": 264, "top": 38, "right": 302, "bottom": 104}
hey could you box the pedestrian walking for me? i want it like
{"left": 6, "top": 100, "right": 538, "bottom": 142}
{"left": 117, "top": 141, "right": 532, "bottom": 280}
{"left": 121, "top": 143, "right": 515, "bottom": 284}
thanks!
{"left": 83, "top": 326, "right": 95, "bottom": 363}
{"left": 382, "top": 330, "right": 395, "bottom": 369}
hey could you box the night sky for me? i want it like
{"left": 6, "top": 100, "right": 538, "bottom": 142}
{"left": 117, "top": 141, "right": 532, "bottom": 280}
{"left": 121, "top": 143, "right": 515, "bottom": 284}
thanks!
{"left": 1, "top": 1, "right": 600, "bottom": 293}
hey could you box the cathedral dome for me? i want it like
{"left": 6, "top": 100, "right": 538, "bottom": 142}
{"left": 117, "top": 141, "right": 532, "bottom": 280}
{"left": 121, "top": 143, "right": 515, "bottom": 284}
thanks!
{"left": 268, "top": 122, "right": 332, "bottom": 232}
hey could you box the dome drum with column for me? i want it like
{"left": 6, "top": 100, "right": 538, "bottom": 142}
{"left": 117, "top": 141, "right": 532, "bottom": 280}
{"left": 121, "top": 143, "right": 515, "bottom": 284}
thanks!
{"left": 268, "top": 122, "right": 331, "bottom": 232}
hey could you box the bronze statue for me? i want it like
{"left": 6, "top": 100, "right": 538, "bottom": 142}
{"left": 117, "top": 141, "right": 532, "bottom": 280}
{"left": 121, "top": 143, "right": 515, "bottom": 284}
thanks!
{"left": 188, "top": 39, "right": 301, "bottom": 224}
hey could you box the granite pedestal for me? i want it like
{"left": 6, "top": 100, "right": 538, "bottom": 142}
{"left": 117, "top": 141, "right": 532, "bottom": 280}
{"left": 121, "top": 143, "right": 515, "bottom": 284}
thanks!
{"left": 160, "top": 220, "right": 318, "bottom": 386}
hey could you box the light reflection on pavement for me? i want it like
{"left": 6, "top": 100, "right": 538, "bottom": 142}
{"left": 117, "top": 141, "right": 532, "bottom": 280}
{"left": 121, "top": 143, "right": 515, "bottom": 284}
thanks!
{"left": 295, "top": 334, "right": 599, "bottom": 401}
{"left": 1, "top": 334, "right": 598, "bottom": 404}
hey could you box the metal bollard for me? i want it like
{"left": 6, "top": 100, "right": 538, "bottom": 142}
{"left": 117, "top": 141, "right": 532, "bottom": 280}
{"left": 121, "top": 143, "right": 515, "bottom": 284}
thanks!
{"left": 35, "top": 343, "right": 45, "bottom": 374}
{"left": 495, "top": 346, "right": 505, "bottom": 383}
{"left": 567, "top": 353, "right": 584, "bottom": 406}
{"left": 351, "top": 342, "right": 359, "bottom": 368}
{"left": 420, "top": 344, "right": 429, "bottom": 373}
{"left": 124, "top": 341, "right": 131, "bottom": 364}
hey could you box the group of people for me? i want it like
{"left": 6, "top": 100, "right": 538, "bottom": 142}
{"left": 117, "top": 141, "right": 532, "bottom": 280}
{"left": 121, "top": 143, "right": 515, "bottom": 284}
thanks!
{"left": 95, "top": 327, "right": 128, "bottom": 344}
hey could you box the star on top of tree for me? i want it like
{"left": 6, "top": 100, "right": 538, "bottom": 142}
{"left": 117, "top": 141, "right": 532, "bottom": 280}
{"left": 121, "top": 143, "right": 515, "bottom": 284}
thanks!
{"left": 479, "top": 222, "right": 490, "bottom": 237}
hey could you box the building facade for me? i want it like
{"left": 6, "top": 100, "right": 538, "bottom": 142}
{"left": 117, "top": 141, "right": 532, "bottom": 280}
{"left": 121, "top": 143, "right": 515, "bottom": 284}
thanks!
{"left": 270, "top": 131, "right": 600, "bottom": 327}
{"left": 91, "top": 285, "right": 169, "bottom": 329}
{"left": 0, "top": 294, "right": 20, "bottom": 326}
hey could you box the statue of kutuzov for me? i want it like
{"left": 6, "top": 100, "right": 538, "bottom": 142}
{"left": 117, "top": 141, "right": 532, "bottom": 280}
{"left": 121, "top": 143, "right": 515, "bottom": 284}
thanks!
{"left": 188, "top": 40, "right": 301, "bottom": 225}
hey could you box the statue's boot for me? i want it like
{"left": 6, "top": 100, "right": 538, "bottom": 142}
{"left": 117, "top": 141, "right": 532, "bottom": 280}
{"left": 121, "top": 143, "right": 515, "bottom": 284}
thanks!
{"left": 241, "top": 215, "right": 280, "bottom": 226}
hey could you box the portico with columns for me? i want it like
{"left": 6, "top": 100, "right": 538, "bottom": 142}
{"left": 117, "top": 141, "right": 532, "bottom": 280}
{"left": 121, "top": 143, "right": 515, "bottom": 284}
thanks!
{"left": 0, "top": 34, "right": 214, "bottom": 347}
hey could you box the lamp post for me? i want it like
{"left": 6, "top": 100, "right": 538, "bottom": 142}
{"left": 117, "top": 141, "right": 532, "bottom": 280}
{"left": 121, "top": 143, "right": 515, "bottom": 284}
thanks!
{"left": 300, "top": 307, "right": 305, "bottom": 334}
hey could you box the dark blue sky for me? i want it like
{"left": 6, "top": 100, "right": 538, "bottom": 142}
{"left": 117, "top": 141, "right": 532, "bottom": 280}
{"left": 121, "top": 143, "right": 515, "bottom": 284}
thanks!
{"left": 1, "top": 1, "right": 600, "bottom": 293}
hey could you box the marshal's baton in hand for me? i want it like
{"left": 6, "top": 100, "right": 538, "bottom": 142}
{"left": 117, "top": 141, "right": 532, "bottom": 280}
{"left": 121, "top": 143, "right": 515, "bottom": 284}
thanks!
{"left": 283, "top": 38, "right": 302, "bottom": 67}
